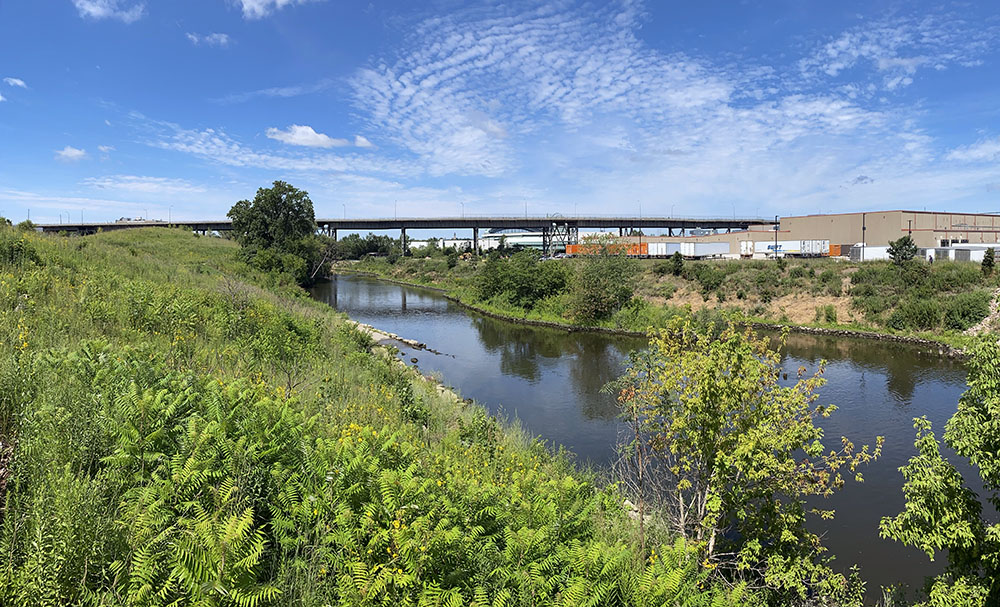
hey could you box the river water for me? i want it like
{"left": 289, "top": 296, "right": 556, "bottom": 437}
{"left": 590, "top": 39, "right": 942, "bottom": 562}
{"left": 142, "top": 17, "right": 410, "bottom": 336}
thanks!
{"left": 310, "top": 274, "right": 980, "bottom": 597}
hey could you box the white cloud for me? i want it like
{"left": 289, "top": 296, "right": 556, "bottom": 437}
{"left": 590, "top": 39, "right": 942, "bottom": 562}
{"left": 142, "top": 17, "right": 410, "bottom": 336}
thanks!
{"left": 186, "top": 32, "right": 232, "bottom": 47}
{"left": 3, "top": 77, "right": 26, "bottom": 88}
{"left": 142, "top": 118, "right": 416, "bottom": 176}
{"left": 72, "top": 0, "right": 144, "bottom": 23}
{"left": 354, "top": 135, "right": 374, "bottom": 148}
{"left": 0, "top": 93, "right": 5, "bottom": 103}
{"left": 351, "top": 2, "right": 734, "bottom": 176}
{"left": 212, "top": 78, "right": 333, "bottom": 104}
{"left": 947, "top": 137, "right": 1000, "bottom": 162}
{"left": 798, "top": 14, "right": 996, "bottom": 92}
{"left": 266, "top": 124, "right": 348, "bottom": 148}
{"left": 98, "top": 145, "right": 115, "bottom": 153}
{"left": 82, "top": 175, "right": 206, "bottom": 195}
{"left": 237, "top": 0, "right": 324, "bottom": 19}
{"left": 55, "top": 146, "right": 87, "bottom": 162}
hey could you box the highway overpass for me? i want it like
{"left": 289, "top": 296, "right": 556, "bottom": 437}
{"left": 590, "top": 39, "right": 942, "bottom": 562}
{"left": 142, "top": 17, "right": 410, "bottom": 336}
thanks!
{"left": 37, "top": 215, "right": 775, "bottom": 252}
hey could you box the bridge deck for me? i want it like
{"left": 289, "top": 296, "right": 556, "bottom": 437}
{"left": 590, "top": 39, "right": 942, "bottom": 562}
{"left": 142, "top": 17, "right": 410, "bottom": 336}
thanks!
{"left": 38, "top": 216, "right": 774, "bottom": 234}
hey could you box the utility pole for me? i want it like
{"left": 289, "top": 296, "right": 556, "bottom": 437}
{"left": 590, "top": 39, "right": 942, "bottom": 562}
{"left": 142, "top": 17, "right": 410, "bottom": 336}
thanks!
{"left": 774, "top": 215, "right": 779, "bottom": 260}
{"left": 908, "top": 219, "right": 912, "bottom": 235}
{"left": 862, "top": 213, "right": 867, "bottom": 262}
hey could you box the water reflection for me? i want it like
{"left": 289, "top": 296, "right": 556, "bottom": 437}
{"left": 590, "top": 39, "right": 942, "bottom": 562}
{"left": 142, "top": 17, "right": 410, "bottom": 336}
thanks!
{"left": 310, "top": 275, "right": 975, "bottom": 597}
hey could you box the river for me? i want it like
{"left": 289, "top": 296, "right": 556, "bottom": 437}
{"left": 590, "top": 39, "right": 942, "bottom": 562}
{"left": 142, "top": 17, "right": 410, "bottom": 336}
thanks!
{"left": 310, "top": 273, "right": 980, "bottom": 597}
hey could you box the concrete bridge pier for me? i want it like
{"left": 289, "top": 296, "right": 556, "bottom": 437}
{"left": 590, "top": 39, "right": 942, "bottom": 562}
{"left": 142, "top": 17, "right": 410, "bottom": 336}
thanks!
{"left": 400, "top": 227, "right": 407, "bottom": 254}
{"left": 473, "top": 227, "right": 479, "bottom": 254}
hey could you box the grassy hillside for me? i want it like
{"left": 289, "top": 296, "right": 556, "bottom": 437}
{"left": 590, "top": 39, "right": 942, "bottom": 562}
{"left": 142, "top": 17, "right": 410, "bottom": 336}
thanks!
{"left": 0, "top": 226, "right": 745, "bottom": 606}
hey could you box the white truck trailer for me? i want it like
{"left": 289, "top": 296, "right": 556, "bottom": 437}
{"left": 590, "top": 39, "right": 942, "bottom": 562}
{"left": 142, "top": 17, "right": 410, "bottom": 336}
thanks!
{"left": 754, "top": 240, "right": 829, "bottom": 257}
{"left": 681, "top": 242, "right": 730, "bottom": 258}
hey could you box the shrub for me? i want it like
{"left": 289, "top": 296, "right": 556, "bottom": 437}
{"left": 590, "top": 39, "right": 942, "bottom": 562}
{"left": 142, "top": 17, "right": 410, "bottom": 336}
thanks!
{"left": 570, "top": 239, "right": 640, "bottom": 322}
{"left": 887, "top": 299, "right": 941, "bottom": 331}
{"left": 943, "top": 291, "right": 992, "bottom": 331}
{"left": 816, "top": 305, "right": 837, "bottom": 324}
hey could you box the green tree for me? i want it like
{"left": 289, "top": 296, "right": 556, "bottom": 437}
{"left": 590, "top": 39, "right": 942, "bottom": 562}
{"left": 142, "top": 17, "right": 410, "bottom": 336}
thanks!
{"left": 982, "top": 247, "right": 995, "bottom": 277}
{"left": 880, "top": 337, "right": 1000, "bottom": 606}
{"left": 888, "top": 235, "right": 919, "bottom": 266}
{"left": 227, "top": 181, "right": 319, "bottom": 284}
{"left": 227, "top": 181, "right": 316, "bottom": 254}
{"left": 474, "top": 249, "right": 569, "bottom": 309}
{"left": 569, "top": 236, "right": 639, "bottom": 322}
{"left": 669, "top": 251, "right": 684, "bottom": 276}
{"left": 610, "top": 317, "right": 881, "bottom": 602}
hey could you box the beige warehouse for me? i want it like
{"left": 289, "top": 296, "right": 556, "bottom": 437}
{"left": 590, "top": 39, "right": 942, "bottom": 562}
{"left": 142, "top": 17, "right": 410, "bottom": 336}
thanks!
{"left": 631, "top": 210, "right": 1000, "bottom": 251}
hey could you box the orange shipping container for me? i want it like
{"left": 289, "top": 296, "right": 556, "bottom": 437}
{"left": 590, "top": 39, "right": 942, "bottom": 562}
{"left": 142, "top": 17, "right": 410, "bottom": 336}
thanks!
{"left": 565, "top": 243, "right": 647, "bottom": 256}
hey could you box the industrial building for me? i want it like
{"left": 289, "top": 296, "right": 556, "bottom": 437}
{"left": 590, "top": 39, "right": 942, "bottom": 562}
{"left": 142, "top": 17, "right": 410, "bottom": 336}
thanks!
{"left": 621, "top": 210, "right": 1000, "bottom": 259}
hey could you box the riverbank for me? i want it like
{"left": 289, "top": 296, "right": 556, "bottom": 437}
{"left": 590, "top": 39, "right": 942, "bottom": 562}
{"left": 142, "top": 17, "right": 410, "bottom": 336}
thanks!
{"left": 334, "top": 260, "right": 972, "bottom": 358}
{"left": 0, "top": 226, "right": 746, "bottom": 606}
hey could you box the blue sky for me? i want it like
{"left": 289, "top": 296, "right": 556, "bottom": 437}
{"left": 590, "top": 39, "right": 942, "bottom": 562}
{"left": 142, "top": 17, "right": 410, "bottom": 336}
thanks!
{"left": 2, "top": 0, "right": 1000, "bottom": 225}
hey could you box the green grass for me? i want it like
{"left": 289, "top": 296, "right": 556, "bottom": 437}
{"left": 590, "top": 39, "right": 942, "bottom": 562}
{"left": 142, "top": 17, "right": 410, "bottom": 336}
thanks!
{"left": 0, "top": 227, "right": 746, "bottom": 606}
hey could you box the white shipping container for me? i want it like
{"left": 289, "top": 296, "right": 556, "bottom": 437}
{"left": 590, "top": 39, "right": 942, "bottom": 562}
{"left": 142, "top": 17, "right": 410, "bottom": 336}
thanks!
{"left": 739, "top": 241, "right": 755, "bottom": 256}
{"left": 681, "top": 242, "right": 730, "bottom": 258}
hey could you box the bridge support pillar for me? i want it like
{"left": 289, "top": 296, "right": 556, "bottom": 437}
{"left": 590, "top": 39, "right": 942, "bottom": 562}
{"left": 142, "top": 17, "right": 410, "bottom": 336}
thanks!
{"left": 401, "top": 228, "right": 407, "bottom": 255}
{"left": 331, "top": 229, "right": 337, "bottom": 241}
{"left": 473, "top": 227, "right": 479, "bottom": 254}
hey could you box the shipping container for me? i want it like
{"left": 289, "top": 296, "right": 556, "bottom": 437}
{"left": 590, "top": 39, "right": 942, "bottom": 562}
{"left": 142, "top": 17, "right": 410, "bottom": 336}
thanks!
{"left": 681, "top": 242, "right": 730, "bottom": 258}
{"left": 829, "top": 243, "right": 852, "bottom": 257}
{"left": 739, "top": 241, "right": 755, "bottom": 257}
{"left": 566, "top": 242, "right": 648, "bottom": 256}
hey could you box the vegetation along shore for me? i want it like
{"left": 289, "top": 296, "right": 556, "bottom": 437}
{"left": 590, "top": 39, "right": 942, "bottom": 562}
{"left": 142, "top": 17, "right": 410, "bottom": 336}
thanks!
{"left": 336, "top": 236, "right": 998, "bottom": 356}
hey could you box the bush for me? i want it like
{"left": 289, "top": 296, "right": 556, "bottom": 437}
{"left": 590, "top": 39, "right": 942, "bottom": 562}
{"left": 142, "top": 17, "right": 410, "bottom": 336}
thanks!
{"left": 815, "top": 305, "right": 837, "bottom": 324}
{"left": 570, "top": 240, "right": 640, "bottom": 322}
{"left": 943, "top": 291, "right": 992, "bottom": 331}
{"left": 475, "top": 249, "right": 569, "bottom": 310}
{"left": 887, "top": 299, "right": 941, "bottom": 331}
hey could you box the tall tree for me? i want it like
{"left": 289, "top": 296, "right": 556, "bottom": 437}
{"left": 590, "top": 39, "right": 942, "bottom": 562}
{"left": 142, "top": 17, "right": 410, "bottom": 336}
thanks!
{"left": 888, "top": 235, "right": 918, "bottom": 266}
{"left": 880, "top": 337, "right": 1000, "bottom": 606}
{"left": 610, "top": 317, "right": 881, "bottom": 601}
{"left": 228, "top": 181, "right": 316, "bottom": 254}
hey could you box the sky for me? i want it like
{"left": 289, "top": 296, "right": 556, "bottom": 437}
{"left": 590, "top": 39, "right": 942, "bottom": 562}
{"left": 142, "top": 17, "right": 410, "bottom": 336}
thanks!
{"left": 2, "top": 0, "right": 1000, "bottom": 225}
